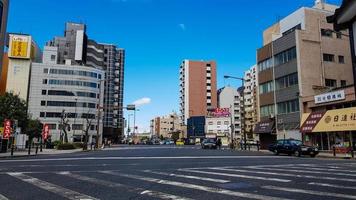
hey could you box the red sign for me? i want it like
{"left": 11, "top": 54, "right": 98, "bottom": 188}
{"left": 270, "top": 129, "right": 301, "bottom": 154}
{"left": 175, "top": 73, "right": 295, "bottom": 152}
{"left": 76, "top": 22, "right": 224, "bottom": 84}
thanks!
{"left": 300, "top": 111, "right": 326, "bottom": 133}
{"left": 207, "top": 108, "right": 231, "bottom": 118}
{"left": 42, "top": 124, "right": 50, "bottom": 140}
{"left": 3, "top": 120, "right": 11, "bottom": 139}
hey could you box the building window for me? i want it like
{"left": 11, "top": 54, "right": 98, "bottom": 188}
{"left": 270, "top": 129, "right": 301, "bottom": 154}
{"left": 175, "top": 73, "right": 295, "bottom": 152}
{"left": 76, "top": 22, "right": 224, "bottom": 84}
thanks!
{"left": 336, "top": 32, "right": 342, "bottom": 39}
{"left": 325, "top": 79, "right": 337, "bottom": 87}
{"left": 277, "top": 99, "right": 299, "bottom": 114}
{"left": 276, "top": 73, "right": 298, "bottom": 90}
{"left": 224, "top": 121, "right": 229, "bottom": 125}
{"left": 258, "top": 57, "right": 273, "bottom": 72}
{"left": 323, "top": 54, "right": 335, "bottom": 62}
{"left": 321, "top": 29, "right": 333, "bottom": 37}
{"left": 51, "top": 55, "right": 56, "bottom": 61}
{"left": 341, "top": 80, "right": 347, "bottom": 87}
{"left": 338, "top": 55, "right": 345, "bottom": 64}
{"left": 260, "top": 105, "right": 275, "bottom": 117}
{"left": 43, "top": 68, "right": 48, "bottom": 73}
{"left": 259, "top": 81, "right": 274, "bottom": 94}
{"left": 40, "top": 112, "right": 45, "bottom": 117}
{"left": 41, "top": 90, "right": 47, "bottom": 95}
{"left": 48, "top": 124, "right": 57, "bottom": 130}
{"left": 274, "top": 47, "right": 297, "bottom": 66}
{"left": 41, "top": 101, "right": 46, "bottom": 106}
{"left": 72, "top": 124, "right": 83, "bottom": 130}
{"left": 43, "top": 79, "right": 48, "bottom": 84}
{"left": 217, "top": 121, "right": 222, "bottom": 125}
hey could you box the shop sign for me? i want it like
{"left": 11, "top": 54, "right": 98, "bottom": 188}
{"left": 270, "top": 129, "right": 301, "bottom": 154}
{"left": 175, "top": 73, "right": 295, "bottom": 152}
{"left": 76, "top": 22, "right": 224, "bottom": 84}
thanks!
{"left": 314, "top": 90, "right": 345, "bottom": 104}
{"left": 3, "top": 120, "right": 11, "bottom": 139}
{"left": 207, "top": 108, "right": 230, "bottom": 117}
{"left": 42, "top": 124, "right": 50, "bottom": 140}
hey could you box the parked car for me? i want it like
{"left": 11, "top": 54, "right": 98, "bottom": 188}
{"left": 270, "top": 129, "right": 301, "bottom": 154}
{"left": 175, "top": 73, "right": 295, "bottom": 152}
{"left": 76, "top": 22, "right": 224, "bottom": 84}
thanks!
{"left": 201, "top": 138, "right": 217, "bottom": 149}
{"left": 176, "top": 139, "right": 185, "bottom": 146}
{"left": 268, "top": 139, "right": 319, "bottom": 157}
{"left": 161, "top": 139, "right": 175, "bottom": 145}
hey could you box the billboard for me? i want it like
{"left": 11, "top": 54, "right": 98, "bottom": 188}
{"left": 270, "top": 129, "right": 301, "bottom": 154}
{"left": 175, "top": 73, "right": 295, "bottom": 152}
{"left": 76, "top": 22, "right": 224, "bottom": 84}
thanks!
{"left": 8, "top": 34, "right": 31, "bottom": 59}
{"left": 207, "top": 108, "right": 231, "bottom": 118}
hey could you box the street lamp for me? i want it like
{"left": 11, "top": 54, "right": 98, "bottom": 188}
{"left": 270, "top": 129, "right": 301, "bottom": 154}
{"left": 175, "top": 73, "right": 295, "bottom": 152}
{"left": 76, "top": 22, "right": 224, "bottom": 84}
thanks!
{"left": 133, "top": 108, "right": 140, "bottom": 135}
{"left": 224, "top": 75, "right": 247, "bottom": 150}
{"left": 127, "top": 114, "right": 133, "bottom": 136}
{"left": 73, "top": 97, "right": 78, "bottom": 140}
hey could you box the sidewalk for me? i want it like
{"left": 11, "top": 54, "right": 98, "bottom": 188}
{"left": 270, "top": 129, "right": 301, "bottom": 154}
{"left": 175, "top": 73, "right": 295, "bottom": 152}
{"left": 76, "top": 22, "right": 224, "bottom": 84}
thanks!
{"left": 0, "top": 148, "right": 83, "bottom": 159}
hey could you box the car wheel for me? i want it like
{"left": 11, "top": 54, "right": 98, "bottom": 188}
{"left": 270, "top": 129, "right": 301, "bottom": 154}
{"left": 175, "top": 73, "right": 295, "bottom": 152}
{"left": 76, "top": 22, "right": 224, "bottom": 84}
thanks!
{"left": 294, "top": 150, "right": 301, "bottom": 157}
{"left": 274, "top": 150, "right": 279, "bottom": 155}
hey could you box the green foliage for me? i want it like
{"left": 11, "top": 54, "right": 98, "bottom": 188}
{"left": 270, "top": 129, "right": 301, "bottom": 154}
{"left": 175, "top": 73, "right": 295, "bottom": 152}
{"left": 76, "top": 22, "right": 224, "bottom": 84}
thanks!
{"left": 24, "top": 119, "right": 42, "bottom": 138}
{"left": 56, "top": 143, "right": 76, "bottom": 150}
{"left": 171, "top": 131, "right": 180, "bottom": 141}
{"left": 52, "top": 140, "right": 62, "bottom": 147}
{"left": 0, "top": 92, "right": 28, "bottom": 128}
{"left": 160, "top": 135, "right": 164, "bottom": 140}
{"left": 73, "top": 142, "right": 84, "bottom": 149}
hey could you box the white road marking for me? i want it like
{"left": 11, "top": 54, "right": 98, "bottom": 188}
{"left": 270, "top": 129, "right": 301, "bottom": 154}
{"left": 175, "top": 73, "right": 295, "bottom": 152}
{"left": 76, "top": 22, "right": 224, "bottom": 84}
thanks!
{"left": 214, "top": 167, "right": 356, "bottom": 182}
{"left": 0, "top": 156, "right": 283, "bottom": 163}
{"left": 178, "top": 169, "right": 291, "bottom": 182}
{"left": 288, "top": 166, "right": 356, "bottom": 173}
{"left": 143, "top": 170, "right": 230, "bottom": 183}
{"left": 100, "top": 171, "right": 292, "bottom": 200}
{"left": 308, "top": 182, "right": 356, "bottom": 190}
{"left": 57, "top": 171, "right": 191, "bottom": 200}
{"left": 140, "top": 190, "right": 193, "bottom": 200}
{"left": 0, "top": 194, "right": 9, "bottom": 200}
{"left": 242, "top": 167, "right": 356, "bottom": 177}
{"left": 7, "top": 172, "right": 99, "bottom": 200}
{"left": 262, "top": 185, "right": 356, "bottom": 199}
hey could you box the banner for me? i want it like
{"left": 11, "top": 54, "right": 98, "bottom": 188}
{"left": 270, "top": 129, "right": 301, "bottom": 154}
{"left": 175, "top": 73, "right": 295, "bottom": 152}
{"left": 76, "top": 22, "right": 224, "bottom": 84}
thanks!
{"left": 3, "top": 120, "right": 11, "bottom": 139}
{"left": 42, "top": 124, "right": 49, "bottom": 140}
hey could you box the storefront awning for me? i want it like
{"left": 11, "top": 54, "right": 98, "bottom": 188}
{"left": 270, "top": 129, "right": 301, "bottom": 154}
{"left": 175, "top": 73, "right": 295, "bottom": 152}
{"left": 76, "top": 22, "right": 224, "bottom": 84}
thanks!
{"left": 301, "top": 107, "right": 356, "bottom": 133}
{"left": 254, "top": 120, "right": 275, "bottom": 134}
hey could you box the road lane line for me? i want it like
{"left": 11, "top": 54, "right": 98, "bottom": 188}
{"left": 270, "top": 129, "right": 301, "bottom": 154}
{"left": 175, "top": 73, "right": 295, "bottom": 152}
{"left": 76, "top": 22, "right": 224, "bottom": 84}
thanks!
{"left": 308, "top": 182, "right": 356, "bottom": 190}
{"left": 178, "top": 169, "right": 291, "bottom": 182}
{"left": 143, "top": 170, "right": 230, "bottom": 183}
{"left": 262, "top": 185, "right": 356, "bottom": 199}
{"left": 214, "top": 167, "right": 356, "bottom": 182}
{"left": 7, "top": 172, "right": 99, "bottom": 200}
{"left": 140, "top": 190, "right": 193, "bottom": 200}
{"left": 288, "top": 166, "right": 356, "bottom": 173}
{"left": 100, "top": 171, "right": 292, "bottom": 200}
{"left": 57, "top": 172, "right": 192, "bottom": 200}
{"left": 0, "top": 194, "right": 9, "bottom": 200}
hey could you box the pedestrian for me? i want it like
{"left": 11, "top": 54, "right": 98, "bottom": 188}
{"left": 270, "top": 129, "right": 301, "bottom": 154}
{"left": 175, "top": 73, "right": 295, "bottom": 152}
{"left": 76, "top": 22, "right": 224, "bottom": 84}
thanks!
{"left": 217, "top": 138, "right": 222, "bottom": 150}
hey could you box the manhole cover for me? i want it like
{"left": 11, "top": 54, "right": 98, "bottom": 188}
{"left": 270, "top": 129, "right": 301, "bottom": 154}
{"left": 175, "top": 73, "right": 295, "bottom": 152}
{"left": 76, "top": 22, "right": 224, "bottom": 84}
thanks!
{"left": 218, "top": 182, "right": 253, "bottom": 189}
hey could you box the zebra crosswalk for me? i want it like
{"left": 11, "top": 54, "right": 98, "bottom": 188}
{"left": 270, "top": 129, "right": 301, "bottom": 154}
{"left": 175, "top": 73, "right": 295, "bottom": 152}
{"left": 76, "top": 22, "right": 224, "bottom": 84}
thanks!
{"left": 0, "top": 162, "right": 355, "bottom": 199}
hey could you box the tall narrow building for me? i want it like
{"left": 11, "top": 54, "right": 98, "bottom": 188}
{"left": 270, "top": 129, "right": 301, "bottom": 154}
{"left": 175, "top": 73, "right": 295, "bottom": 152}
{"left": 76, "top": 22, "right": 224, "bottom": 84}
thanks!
{"left": 0, "top": 0, "right": 9, "bottom": 77}
{"left": 179, "top": 60, "right": 217, "bottom": 124}
{"left": 47, "top": 22, "right": 125, "bottom": 142}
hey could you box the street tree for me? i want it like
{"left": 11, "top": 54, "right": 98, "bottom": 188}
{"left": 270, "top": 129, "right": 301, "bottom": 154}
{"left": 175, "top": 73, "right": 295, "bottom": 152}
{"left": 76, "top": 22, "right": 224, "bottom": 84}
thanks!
{"left": 0, "top": 92, "right": 27, "bottom": 129}
{"left": 82, "top": 111, "right": 94, "bottom": 150}
{"left": 59, "top": 110, "right": 70, "bottom": 143}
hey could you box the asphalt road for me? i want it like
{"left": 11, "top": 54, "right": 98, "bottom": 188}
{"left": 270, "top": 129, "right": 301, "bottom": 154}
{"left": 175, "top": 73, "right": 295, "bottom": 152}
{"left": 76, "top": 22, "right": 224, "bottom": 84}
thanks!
{"left": 0, "top": 145, "right": 355, "bottom": 200}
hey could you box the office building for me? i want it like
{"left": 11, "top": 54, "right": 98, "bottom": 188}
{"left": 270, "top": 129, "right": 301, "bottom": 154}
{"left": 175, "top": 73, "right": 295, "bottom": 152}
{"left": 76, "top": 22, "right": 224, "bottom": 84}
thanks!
{"left": 255, "top": 1, "right": 353, "bottom": 149}
{"left": 0, "top": 0, "right": 9, "bottom": 77}
{"left": 27, "top": 46, "right": 104, "bottom": 143}
{"left": 151, "top": 113, "right": 181, "bottom": 139}
{"left": 218, "top": 86, "right": 242, "bottom": 140}
{"left": 47, "top": 22, "right": 125, "bottom": 142}
{"left": 179, "top": 60, "right": 217, "bottom": 124}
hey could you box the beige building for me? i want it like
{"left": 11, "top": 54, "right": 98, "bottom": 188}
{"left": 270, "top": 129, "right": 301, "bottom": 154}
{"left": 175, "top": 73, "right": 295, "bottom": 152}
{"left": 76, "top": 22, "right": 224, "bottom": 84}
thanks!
{"left": 255, "top": 1, "right": 353, "bottom": 149}
{"left": 151, "top": 113, "right": 182, "bottom": 139}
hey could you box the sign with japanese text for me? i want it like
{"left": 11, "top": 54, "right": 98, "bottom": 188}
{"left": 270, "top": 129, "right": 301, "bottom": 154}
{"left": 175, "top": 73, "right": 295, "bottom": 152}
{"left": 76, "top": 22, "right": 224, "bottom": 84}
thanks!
{"left": 8, "top": 35, "right": 31, "bottom": 59}
{"left": 314, "top": 90, "right": 345, "bottom": 104}
{"left": 301, "top": 107, "right": 356, "bottom": 133}
{"left": 3, "top": 120, "right": 11, "bottom": 139}
{"left": 42, "top": 124, "right": 49, "bottom": 140}
{"left": 207, "top": 108, "right": 231, "bottom": 118}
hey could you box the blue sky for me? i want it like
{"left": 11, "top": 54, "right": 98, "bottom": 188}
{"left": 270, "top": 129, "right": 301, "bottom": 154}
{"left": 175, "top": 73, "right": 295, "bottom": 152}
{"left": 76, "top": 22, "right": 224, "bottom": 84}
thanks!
{"left": 7, "top": 0, "right": 342, "bottom": 132}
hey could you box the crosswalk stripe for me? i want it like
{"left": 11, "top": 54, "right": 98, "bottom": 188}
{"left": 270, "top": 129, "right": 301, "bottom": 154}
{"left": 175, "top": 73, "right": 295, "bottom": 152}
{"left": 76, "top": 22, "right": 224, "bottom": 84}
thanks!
{"left": 288, "top": 166, "right": 356, "bottom": 173}
{"left": 262, "top": 185, "right": 356, "bottom": 199}
{"left": 143, "top": 170, "right": 230, "bottom": 183}
{"left": 308, "top": 182, "right": 356, "bottom": 190}
{"left": 57, "top": 172, "right": 190, "bottom": 200}
{"left": 140, "top": 190, "right": 194, "bottom": 200}
{"left": 0, "top": 194, "right": 9, "bottom": 200}
{"left": 7, "top": 172, "right": 99, "bottom": 200}
{"left": 179, "top": 169, "right": 291, "bottom": 183}
{"left": 100, "top": 171, "right": 292, "bottom": 200}
{"left": 243, "top": 167, "right": 356, "bottom": 177}
{"left": 220, "top": 167, "right": 356, "bottom": 182}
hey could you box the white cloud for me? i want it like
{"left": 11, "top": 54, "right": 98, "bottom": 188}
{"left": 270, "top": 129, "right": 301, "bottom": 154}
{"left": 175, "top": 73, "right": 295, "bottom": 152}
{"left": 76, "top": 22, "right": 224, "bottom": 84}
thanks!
{"left": 179, "top": 23, "right": 186, "bottom": 31}
{"left": 132, "top": 97, "right": 151, "bottom": 107}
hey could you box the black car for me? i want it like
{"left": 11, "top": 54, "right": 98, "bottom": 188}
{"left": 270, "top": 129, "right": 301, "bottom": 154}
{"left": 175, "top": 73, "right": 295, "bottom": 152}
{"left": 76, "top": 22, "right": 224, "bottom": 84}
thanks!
{"left": 268, "top": 139, "right": 319, "bottom": 157}
{"left": 201, "top": 138, "right": 217, "bottom": 149}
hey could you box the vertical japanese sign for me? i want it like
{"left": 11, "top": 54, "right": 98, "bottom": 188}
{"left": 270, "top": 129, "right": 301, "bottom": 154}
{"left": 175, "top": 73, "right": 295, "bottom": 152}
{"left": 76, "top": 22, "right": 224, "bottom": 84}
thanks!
{"left": 42, "top": 124, "right": 49, "bottom": 140}
{"left": 3, "top": 120, "right": 11, "bottom": 139}
{"left": 8, "top": 35, "right": 31, "bottom": 59}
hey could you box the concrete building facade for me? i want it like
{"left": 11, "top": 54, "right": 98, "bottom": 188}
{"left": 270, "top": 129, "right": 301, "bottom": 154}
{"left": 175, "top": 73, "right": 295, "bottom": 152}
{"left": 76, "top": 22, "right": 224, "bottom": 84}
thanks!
{"left": 205, "top": 117, "right": 231, "bottom": 146}
{"left": 151, "top": 113, "right": 181, "bottom": 139}
{"left": 179, "top": 60, "right": 217, "bottom": 124}
{"left": 0, "top": 0, "right": 9, "bottom": 76}
{"left": 256, "top": 2, "right": 352, "bottom": 148}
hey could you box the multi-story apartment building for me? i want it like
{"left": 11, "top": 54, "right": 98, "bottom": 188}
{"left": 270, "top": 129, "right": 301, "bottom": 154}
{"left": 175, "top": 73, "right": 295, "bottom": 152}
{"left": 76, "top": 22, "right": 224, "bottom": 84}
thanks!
{"left": 179, "top": 60, "right": 217, "bottom": 124}
{"left": 243, "top": 65, "right": 259, "bottom": 140}
{"left": 47, "top": 22, "right": 125, "bottom": 142}
{"left": 205, "top": 116, "right": 231, "bottom": 146}
{"left": 255, "top": 1, "right": 353, "bottom": 149}
{"left": 151, "top": 113, "right": 181, "bottom": 139}
{"left": 218, "top": 87, "right": 242, "bottom": 140}
{"left": 0, "top": 0, "right": 9, "bottom": 76}
{"left": 28, "top": 46, "right": 104, "bottom": 143}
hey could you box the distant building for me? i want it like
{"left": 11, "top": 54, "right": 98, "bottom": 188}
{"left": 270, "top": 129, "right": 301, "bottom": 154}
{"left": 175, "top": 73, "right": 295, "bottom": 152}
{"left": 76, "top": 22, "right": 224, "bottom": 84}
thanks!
{"left": 0, "top": 0, "right": 9, "bottom": 78}
{"left": 187, "top": 116, "right": 205, "bottom": 140}
{"left": 256, "top": 1, "right": 353, "bottom": 149}
{"left": 47, "top": 22, "right": 125, "bottom": 142}
{"left": 151, "top": 113, "right": 181, "bottom": 139}
{"left": 205, "top": 116, "right": 231, "bottom": 146}
{"left": 179, "top": 60, "right": 217, "bottom": 124}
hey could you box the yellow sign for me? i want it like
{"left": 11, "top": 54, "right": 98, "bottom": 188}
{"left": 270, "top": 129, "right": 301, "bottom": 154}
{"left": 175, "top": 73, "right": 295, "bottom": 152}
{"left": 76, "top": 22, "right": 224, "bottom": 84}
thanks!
{"left": 0, "top": 127, "right": 3, "bottom": 135}
{"left": 302, "top": 107, "right": 356, "bottom": 133}
{"left": 9, "top": 35, "right": 31, "bottom": 59}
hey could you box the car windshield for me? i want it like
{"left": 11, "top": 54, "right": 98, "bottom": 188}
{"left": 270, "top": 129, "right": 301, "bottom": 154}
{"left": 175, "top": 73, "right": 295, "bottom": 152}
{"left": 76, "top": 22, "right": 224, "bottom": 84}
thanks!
{"left": 290, "top": 140, "right": 303, "bottom": 146}
{"left": 204, "top": 139, "right": 216, "bottom": 143}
